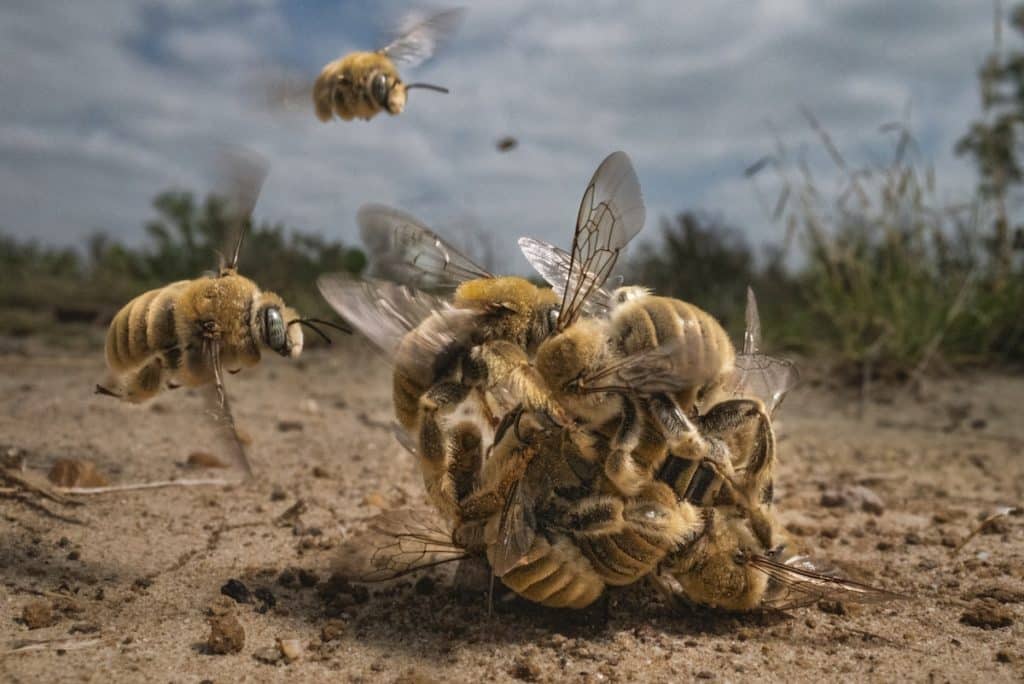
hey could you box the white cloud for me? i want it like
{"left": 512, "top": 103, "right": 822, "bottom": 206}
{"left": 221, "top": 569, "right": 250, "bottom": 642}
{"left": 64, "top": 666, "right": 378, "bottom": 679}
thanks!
{"left": 0, "top": 0, "right": 1001, "bottom": 274}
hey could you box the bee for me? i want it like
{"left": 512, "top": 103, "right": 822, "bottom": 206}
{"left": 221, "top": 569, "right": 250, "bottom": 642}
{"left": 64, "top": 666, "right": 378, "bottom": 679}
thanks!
{"left": 523, "top": 228, "right": 798, "bottom": 505}
{"left": 654, "top": 504, "right": 902, "bottom": 612}
{"left": 295, "top": 8, "right": 464, "bottom": 122}
{"left": 96, "top": 150, "right": 349, "bottom": 476}
{"left": 317, "top": 151, "right": 645, "bottom": 519}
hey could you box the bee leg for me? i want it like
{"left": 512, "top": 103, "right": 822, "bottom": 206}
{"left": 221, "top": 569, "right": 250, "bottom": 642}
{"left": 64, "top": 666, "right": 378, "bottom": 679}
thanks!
{"left": 449, "top": 421, "right": 482, "bottom": 503}
{"left": 418, "top": 381, "right": 473, "bottom": 519}
{"left": 208, "top": 342, "right": 253, "bottom": 480}
{"left": 94, "top": 384, "right": 122, "bottom": 399}
{"left": 603, "top": 397, "right": 651, "bottom": 497}
{"left": 468, "top": 341, "right": 573, "bottom": 429}
{"left": 699, "top": 399, "right": 776, "bottom": 508}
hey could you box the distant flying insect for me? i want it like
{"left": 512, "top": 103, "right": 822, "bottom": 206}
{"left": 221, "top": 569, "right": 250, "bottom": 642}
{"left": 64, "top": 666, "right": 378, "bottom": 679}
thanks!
{"left": 496, "top": 136, "right": 518, "bottom": 152}
{"left": 96, "top": 150, "right": 349, "bottom": 476}
{"left": 309, "top": 8, "right": 464, "bottom": 122}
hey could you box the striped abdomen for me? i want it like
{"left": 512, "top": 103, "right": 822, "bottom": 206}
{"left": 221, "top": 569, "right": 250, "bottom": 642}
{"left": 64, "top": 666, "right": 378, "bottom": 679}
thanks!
{"left": 610, "top": 296, "right": 735, "bottom": 411}
{"left": 105, "top": 280, "right": 190, "bottom": 374}
{"left": 490, "top": 533, "right": 606, "bottom": 609}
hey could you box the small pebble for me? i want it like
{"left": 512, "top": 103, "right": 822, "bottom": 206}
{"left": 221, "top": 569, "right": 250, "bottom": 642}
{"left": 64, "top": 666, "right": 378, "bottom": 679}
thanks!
{"left": 277, "top": 420, "right": 303, "bottom": 432}
{"left": 960, "top": 601, "right": 1014, "bottom": 629}
{"left": 277, "top": 637, "right": 303, "bottom": 663}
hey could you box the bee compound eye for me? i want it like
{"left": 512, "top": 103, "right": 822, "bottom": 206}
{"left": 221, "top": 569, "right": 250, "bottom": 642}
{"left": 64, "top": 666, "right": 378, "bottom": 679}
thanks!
{"left": 372, "top": 72, "right": 389, "bottom": 105}
{"left": 263, "top": 306, "right": 287, "bottom": 353}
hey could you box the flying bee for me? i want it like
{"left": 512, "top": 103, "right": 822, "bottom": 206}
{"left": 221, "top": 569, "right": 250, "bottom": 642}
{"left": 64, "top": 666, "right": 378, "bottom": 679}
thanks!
{"left": 271, "top": 8, "right": 464, "bottom": 122}
{"left": 317, "top": 151, "right": 645, "bottom": 520}
{"left": 96, "top": 149, "right": 349, "bottom": 476}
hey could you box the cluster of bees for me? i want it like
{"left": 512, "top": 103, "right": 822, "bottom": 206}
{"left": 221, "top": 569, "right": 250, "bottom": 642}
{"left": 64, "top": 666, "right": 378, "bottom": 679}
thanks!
{"left": 94, "top": 9, "right": 897, "bottom": 614}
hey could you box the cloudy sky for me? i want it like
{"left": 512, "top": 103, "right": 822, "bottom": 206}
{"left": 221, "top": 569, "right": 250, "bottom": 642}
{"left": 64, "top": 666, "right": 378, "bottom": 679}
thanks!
{"left": 0, "top": 1, "right": 1003, "bottom": 272}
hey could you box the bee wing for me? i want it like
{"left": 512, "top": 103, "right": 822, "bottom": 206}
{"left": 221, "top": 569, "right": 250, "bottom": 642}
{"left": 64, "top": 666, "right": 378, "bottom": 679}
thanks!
{"left": 358, "top": 203, "right": 493, "bottom": 291}
{"left": 750, "top": 554, "right": 905, "bottom": 611}
{"left": 378, "top": 8, "right": 466, "bottom": 68}
{"left": 743, "top": 286, "right": 762, "bottom": 355}
{"left": 581, "top": 332, "right": 714, "bottom": 396}
{"left": 556, "top": 151, "right": 645, "bottom": 328}
{"left": 204, "top": 341, "right": 253, "bottom": 479}
{"left": 334, "top": 508, "right": 470, "bottom": 582}
{"left": 724, "top": 354, "right": 800, "bottom": 416}
{"left": 214, "top": 146, "right": 269, "bottom": 271}
{"left": 518, "top": 237, "right": 612, "bottom": 316}
{"left": 724, "top": 287, "right": 799, "bottom": 415}
{"left": 316, "top": 272, "right": 478, "bottom": 363}
{"left": 490, "top": 477, "right": 539, "bottom": 578}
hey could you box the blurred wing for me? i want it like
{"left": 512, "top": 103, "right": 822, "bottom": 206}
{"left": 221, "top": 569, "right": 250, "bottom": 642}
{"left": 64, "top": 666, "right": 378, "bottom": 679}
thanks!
{"left": 205, "top": 342, "right": 253, "bottom": 479}
{"left": 215, "top": 146, "right": 269, "bottom": 271}
{"left": 379, "top": 8, "right": 465, "bottom": 68}
{"left": 751, "top": 554, "right": 905, "bottom": 611}
{"left": 316, "top": 272, "right": 477, "bottom": 363}
{"left": 518, "top": 237, "right": 612, "bottom": 316}
{"left": 558, "top": 151, "right": 645, "bottom": 328}
{"left": 334, "top": 508, "right": 469, "bottom": 582}
{"left": 490, "top": 478, "right": 538, "bottom": 578}
{"left": 724, "top": 354, "right": 800, "bottom": 416}
{"left": 358, "top": 203, "right": 492, "bottom": 291}
{"left": 743, "top": 286, "right": 762, "bottom": 355}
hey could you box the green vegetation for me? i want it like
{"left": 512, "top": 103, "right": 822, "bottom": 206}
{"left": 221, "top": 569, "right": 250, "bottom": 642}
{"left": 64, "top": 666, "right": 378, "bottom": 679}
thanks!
{"left": 0, "top": 190, "right": 365, "bottom": 345}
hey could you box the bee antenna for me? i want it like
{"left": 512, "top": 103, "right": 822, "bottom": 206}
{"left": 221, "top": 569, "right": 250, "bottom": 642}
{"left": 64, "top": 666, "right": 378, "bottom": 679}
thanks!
{"left": 289, "top": 319, "right": 331, "bottom": 344}
{"left": 404, "top": 83, "right": 449, "bottom": 94}
{"left": 306, "top": 317, "right": 353, "bottom": 335}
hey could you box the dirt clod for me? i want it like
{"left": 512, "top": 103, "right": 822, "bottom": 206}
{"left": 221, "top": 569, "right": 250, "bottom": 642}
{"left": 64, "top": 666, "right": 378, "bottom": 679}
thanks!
{"left": 321, "top": 620, "right": 345, "bottom": 642}
{"left": 960, "top": 601, "right": 1014, "bottom": 629}
{"left": 21, "top": 600, "right": 56, "bottom": 629}
{"left": 253, "top": 587, "right": 276, "bottom": 614}
{"left": 277, "top": 420, "right": 303, "bottom": 432}
{"left": 510, "top": 655, "right": 542, "bottom": 681}
{"left": 221, "top": 578, "right": 251, "bottom": 604}
{"left": 206, "top": 614, "right": 245, "bottom": 654}
{"left": 186, "top": 451, "right": 227, "bottom": 469}
{"left": 47, "top": 458, "right": 108, "bottom": 487}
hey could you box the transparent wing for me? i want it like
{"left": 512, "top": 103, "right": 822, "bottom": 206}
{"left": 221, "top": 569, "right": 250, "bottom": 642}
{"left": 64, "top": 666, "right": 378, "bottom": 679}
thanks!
{"left": 215, "top": 146, "right": 269, "bottom": 271}
{"left": 518, "top": 237, "right": 612, "bottom": 316}
{"left": 743, "top": 286, "right": 762, "bottom": 355}
{"left": 334, "top": 508, "right": 469, "bottom": 582}
{"left": 379, "top": 8, "right": 466, "bottom": 68}
{"left": 724, "top": 287, "right": 799, "bottom": 415}
{"left": 724, "top": 355, "right": 800, "bottom": 416}
{"left": 358, "top": 203, "right": 492, "bottom": 291}
{"left": 579, "top": 332, "right": 719, "bottom": 397}
{"left": 204, "top": 342, "right": 252, "bottom": 479}
{"left": 316, "top": 272, "right": 477, "bottom": 365}
{"left": 490, "top": 477, "right": 538, "bottom": 578}
{"left": 751, "top": 554, "right": 905, "bottom": 611}
{"left": 557, "top": 151, "right": 646, "bottom": 328}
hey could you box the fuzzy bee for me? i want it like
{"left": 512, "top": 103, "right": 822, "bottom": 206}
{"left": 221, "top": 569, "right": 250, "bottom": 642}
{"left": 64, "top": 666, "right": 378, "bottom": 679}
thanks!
{"left": 317, "top": 151, "right": 645, "bottom": 520}
{"left": 269, "top": 8, "right": 464, "bottom": 123}
{"left": 96, "top": 150, "right": 348, "bottom": 476}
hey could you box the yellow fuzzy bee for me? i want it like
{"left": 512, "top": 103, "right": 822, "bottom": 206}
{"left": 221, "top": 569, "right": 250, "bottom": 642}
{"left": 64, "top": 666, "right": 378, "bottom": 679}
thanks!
{"left": 96, "top": 150, "right": 349, "bottom": 476}
{"left": 271, "top": 8, "right": 464, "bottom": 122}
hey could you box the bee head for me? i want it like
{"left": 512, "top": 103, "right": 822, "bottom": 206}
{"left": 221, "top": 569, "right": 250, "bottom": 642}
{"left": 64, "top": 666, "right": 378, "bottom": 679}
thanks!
{"left": 670, "top": 510, "right": 771, "bottom": 611}
{"left": 535, "top": 319, "right": 607, "bottom": 397}
{"left": 371, "top": 71, "right": 406, "bottom": 114}
{"left": 254, "top": 294, "right": 303, "bottom": 358}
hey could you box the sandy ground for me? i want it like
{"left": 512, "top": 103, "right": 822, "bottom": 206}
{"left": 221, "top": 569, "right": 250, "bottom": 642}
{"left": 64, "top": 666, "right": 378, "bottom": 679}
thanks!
{"left": 0, "top": 336, "right": 1022, "bottom": 683}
